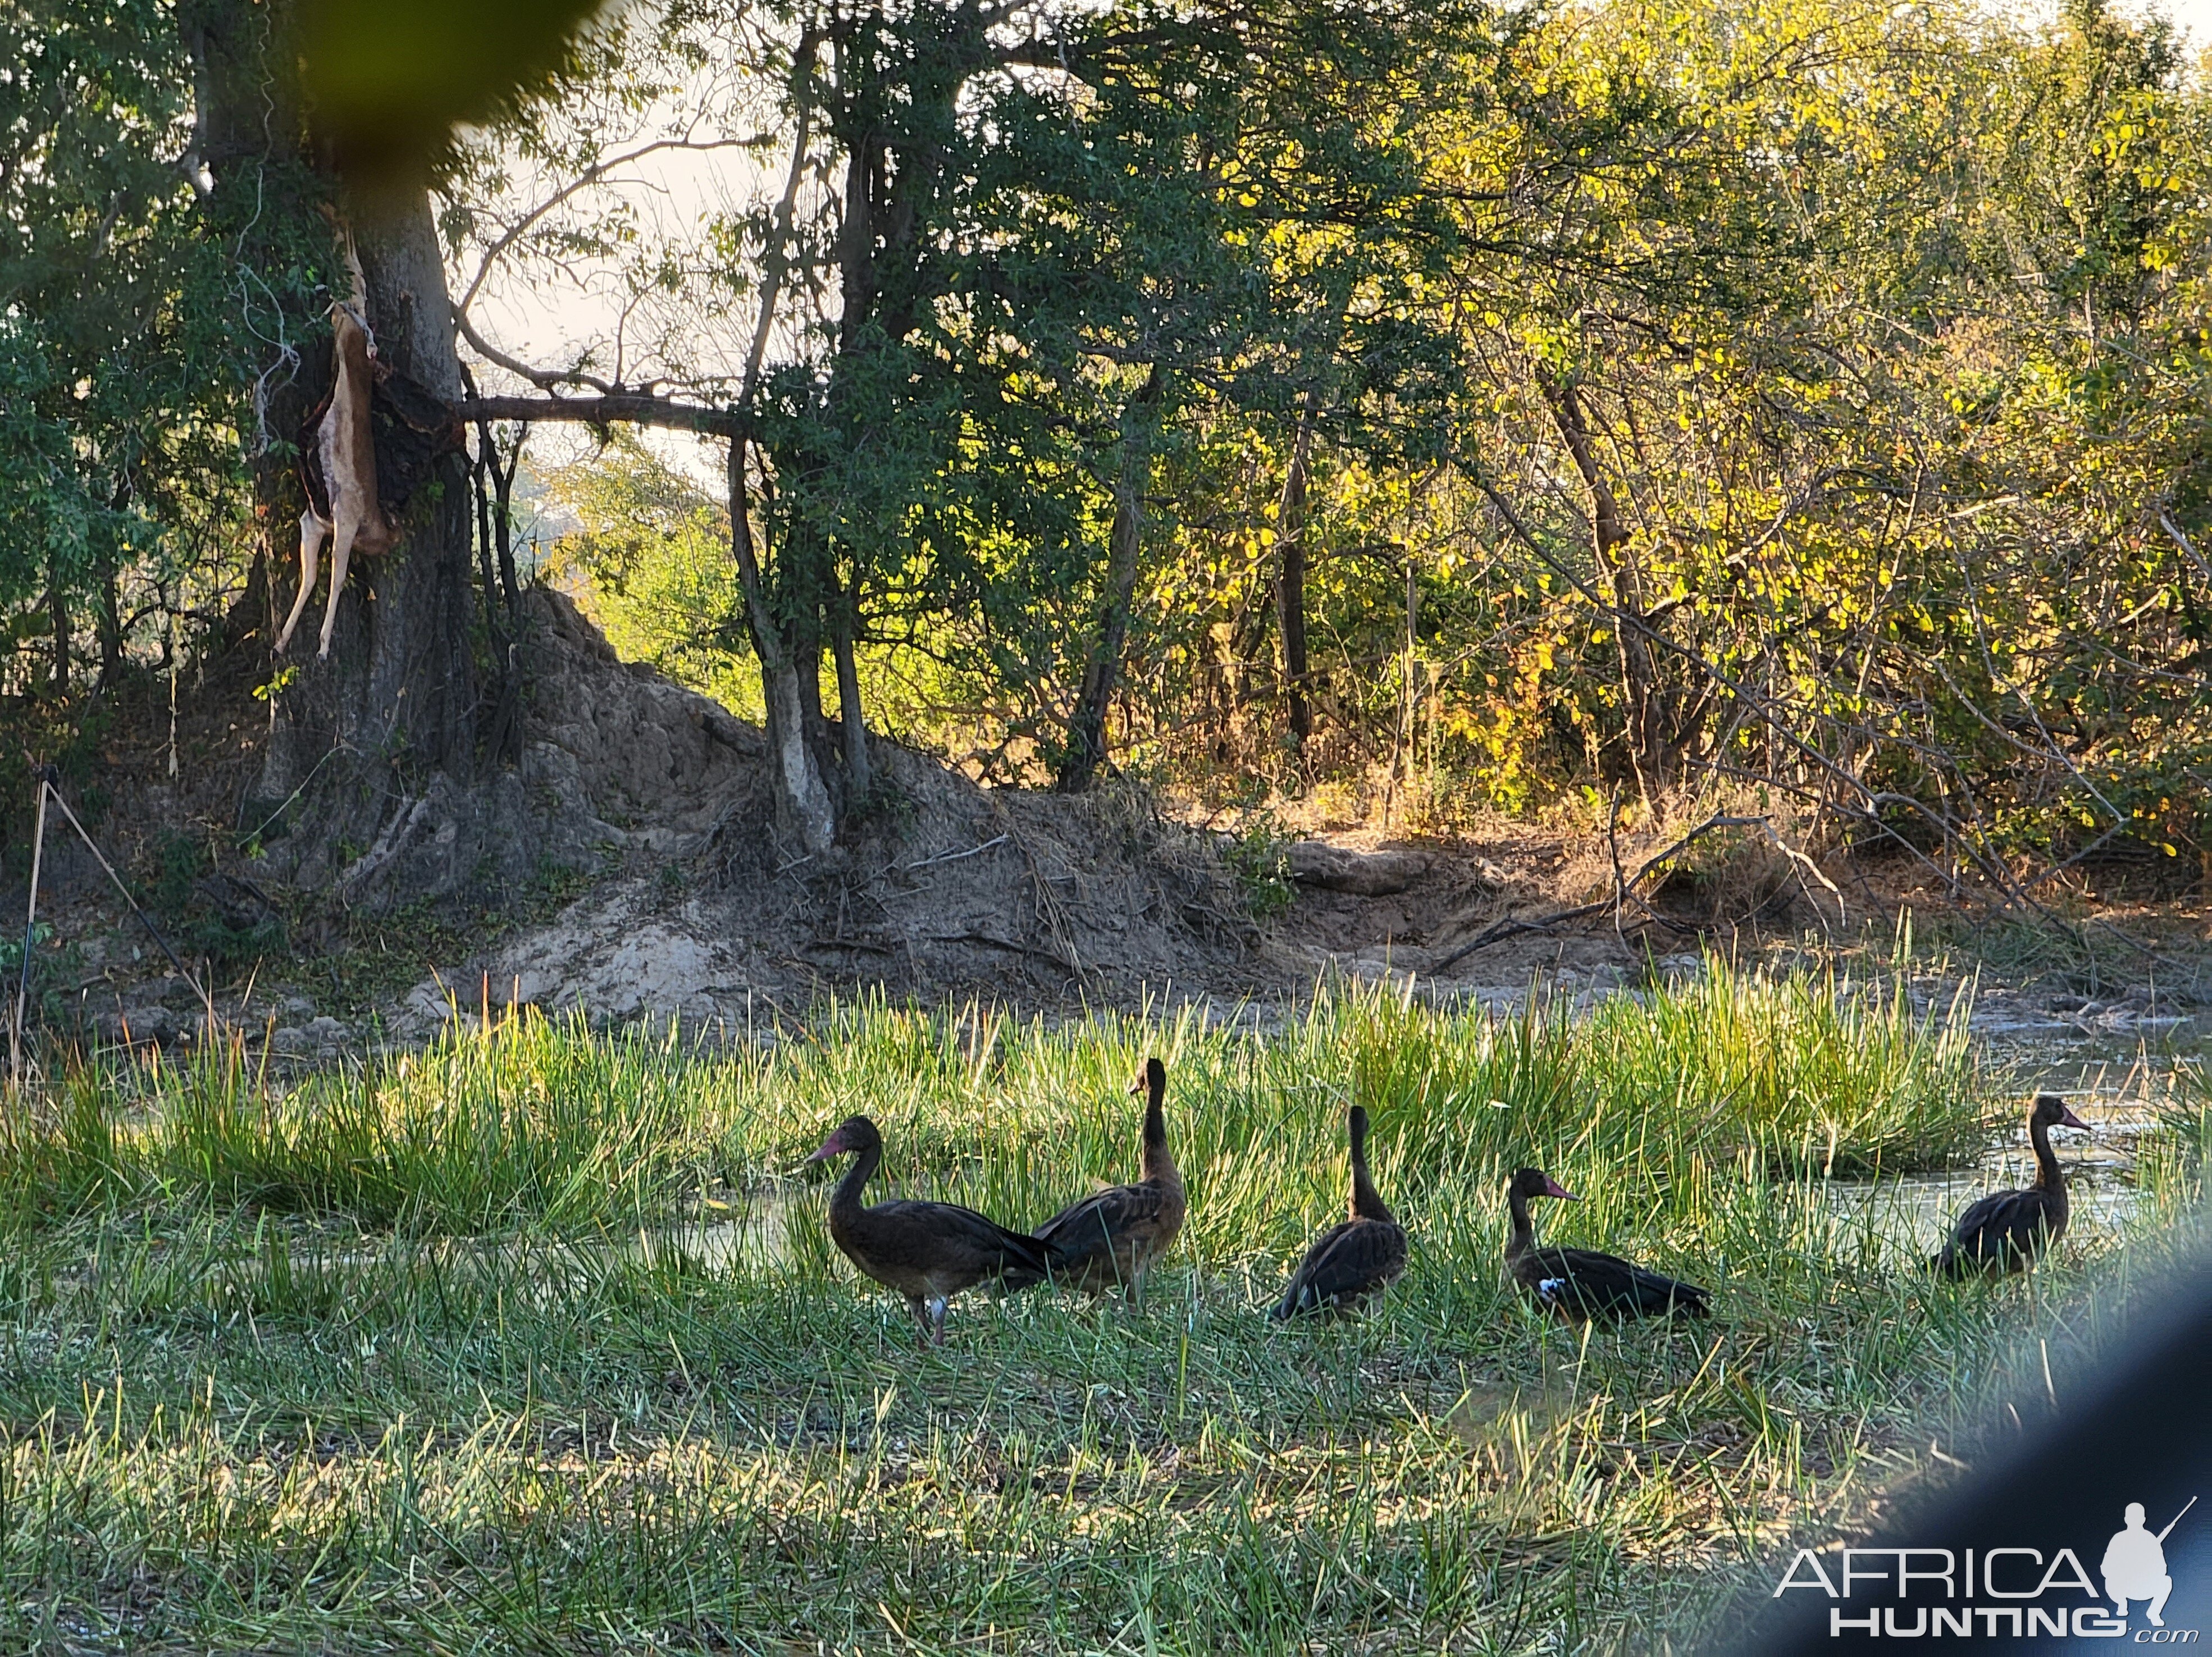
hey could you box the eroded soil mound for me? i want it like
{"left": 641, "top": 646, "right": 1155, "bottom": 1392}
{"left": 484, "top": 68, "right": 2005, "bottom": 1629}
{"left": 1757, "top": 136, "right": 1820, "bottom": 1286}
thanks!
{"left": 391, "top": 593, "right": 1261, "bottom": 1029}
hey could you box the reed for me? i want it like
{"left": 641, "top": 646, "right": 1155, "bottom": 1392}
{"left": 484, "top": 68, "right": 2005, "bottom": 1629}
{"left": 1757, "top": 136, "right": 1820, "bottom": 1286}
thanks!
{"left": 0, "top": 957, "right": 1985, "bottom": 1239}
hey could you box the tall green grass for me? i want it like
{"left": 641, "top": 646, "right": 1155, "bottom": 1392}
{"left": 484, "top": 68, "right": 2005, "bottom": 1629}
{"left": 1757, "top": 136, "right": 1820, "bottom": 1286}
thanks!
{"left": 1, "top": 1016, "right": 717, "bottom": 1230}
{"left": 1, "top": 959, "right": 2195, "bottom": 1653}
{"left": 0, "top": 958, "right": 1986, "bottom": 1243}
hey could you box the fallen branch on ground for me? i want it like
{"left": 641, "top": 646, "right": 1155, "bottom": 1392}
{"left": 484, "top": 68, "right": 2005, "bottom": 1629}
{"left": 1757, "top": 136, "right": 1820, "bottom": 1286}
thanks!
{"left": 899, "top": 833, "right": 1009, "bottom": 871}
{"left": 1426, "top": 813, "right": 1828, "bottom": 974}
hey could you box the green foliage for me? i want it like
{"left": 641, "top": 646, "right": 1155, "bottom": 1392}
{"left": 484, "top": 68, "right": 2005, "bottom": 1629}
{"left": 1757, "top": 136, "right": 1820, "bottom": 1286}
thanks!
{"left": 0, "top": 0, "right": 330, "bottom": 707}
{"left": 439, "top": 0, "right": 2212, "bottom": 870}
{"left": 1, "top": 0, "right": 2209, "bottom": 891}
{"left": 144, "top": 832, "right": 284, "bottom": 973}
{"left": 0, "top": 1, "right": 200, "bottom": 607}
{"left": 542, "top": 435, "right": 762, "bottom": 718}
{"left": 0, "top": 924, "right": 53, "bottom": 978}
{"left": 1220, "top": 818, "right": 1298, "bottom": 921}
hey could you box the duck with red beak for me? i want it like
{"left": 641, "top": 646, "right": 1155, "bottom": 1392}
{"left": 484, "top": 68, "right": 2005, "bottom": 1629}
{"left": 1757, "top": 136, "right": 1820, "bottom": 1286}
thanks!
{"left": 1503, "top": 1167, "right": 1711, "bottom": 1320}
{"left": 1931, "top": 1093, "right": 2092, "bottom": 1277}
{"left": 805, "top": 1115, "right": 1053, "bottom": 1345}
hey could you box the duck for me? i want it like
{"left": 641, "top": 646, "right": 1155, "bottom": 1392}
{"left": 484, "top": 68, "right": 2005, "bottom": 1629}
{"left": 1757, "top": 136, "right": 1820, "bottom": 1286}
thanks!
{"left": 1504, "top": 1167, "right": 1710, "bottom": 1320}
{"left": 1271, "top": 1106, "right": 1408, "bottom": 1320}
{"left": 1931, "top": 1093, "right": 2090, "bottom": 1277}
{"left": 1035, "top": 1056, "right": 1186, "bottom": 1305}
{"left": 805, "top": 1114, "right": 1053, "bottom": 1345}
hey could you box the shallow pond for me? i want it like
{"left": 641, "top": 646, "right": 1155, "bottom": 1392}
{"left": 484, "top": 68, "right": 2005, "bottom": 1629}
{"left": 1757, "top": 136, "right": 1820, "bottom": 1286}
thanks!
{"left": 630, "top": 1197, "right": 798, "bottom": 1272}
{"left": 1822, "top": 996, "right": 2203, "bottom": 1256}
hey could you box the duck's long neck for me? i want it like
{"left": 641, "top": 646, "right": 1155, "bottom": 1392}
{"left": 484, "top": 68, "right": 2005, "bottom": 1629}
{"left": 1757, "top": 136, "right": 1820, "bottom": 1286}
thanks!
{"left": 1139, "top": 1085, "right": 1179, "bottom": 1189}
{"left": 1507, "top": 1185, "right": 1535, "bottom": 1257}
{"left": 831, "top": 1141, "right": 881, "bottom": 1219}
{"left": 1349, "top": 1125, "right": 1394, "bottom": 1224}
{"left": 2029, "top": 1116, "right": 2064, "bottom": 1192}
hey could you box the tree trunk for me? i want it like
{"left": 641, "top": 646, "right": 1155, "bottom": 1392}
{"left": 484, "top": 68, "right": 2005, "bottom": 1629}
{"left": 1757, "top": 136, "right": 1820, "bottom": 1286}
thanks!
{"left": 831, "top": 572, "right": 872, "bottom": 801}
{"left": 267, "top": 188, "right": 489, "bottom": 901}
{"left": 97, "top": 559, "right": 125, "bottom": 690}
{"left": 346, "top": 187, "right": 477, "bottom": 758}
{"left": 1542, "top": 374, "right": 1667, "bottom": 806}
{"left": 186, "top": 2, "right": 530, "bottom": 907}
{"left": 1059, "top": 367, "right": 1166, "bottom": 793}
{"left": 493, "top": 442, "right": 522, "bottom": 618}
{"left": 786, "top": 535, "right": 842, "bottom": 816}
{"left": 183, "top": 0, "right": 311, "bottom": 549}
{"left": 47, "top": 579, "right": 69, "bottom": 696}
{"left": 257, "top": 186, "right": 479, "bottom": 802}
{"left": 468, "top": 408, "right": 523, "bottom": 764}
{"left": 729, "top": 436, "right": 836, "bottom": 855}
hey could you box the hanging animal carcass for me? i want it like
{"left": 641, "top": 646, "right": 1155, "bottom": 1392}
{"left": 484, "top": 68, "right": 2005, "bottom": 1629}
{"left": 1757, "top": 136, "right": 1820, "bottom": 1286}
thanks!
{"left": 275, "top": 298, "right": 395, "bottom": 659}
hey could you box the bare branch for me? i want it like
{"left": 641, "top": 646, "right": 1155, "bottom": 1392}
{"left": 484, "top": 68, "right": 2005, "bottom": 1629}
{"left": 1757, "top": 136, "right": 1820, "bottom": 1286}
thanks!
{"left": 454, "top": 308, "right": 617, "bottom": 395}
{"left": 454, "top": 132, "right": 777, "bottom": 318}
{"left": 457, "top": 392, "right": 738, "bottom": 436}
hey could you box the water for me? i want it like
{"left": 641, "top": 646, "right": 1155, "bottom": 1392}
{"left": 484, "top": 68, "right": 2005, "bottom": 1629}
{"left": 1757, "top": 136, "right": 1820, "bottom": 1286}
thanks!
{"left": 1822, "top": 1156, "right": 2147, "bottom": 1261}
{"left": 627, "top": 1194, "right": 797, "bottom": 1272}
{"left": 197, "top": 1190, "right": 809, "bottom": 1303}
{"left": 1821, "top": 1010, "right": 2192, "bottom": 1257}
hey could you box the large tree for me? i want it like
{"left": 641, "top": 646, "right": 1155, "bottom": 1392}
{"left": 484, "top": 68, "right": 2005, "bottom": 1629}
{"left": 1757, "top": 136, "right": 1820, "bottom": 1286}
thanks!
{"left": 454, "top": 0, "right": 1486, "bottom": 843}
{"left": 174, "top": 0, "right": 601, "bottom": 902}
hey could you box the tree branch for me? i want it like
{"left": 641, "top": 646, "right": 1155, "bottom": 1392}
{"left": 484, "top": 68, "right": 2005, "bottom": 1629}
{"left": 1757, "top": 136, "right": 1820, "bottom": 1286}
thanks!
{"left": 454, "top": 132, "right": 776, "bottom": 318}
{"left": 457, "top": 393, "right": 738, "bottom": 436}
{"left": 453, "top": 308, "right": 617, "bottom": 395}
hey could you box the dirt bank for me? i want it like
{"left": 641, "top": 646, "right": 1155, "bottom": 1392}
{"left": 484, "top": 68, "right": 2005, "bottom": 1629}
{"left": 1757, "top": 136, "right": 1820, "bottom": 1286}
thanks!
{"left": 23, "top": 589, "right": 2212, "bottom": 1056}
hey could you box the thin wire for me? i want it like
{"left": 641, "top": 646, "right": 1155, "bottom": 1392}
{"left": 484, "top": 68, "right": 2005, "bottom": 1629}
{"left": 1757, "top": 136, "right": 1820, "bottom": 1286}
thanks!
{"left": 42, "top": 783, "right": 216, "bottom": 1031}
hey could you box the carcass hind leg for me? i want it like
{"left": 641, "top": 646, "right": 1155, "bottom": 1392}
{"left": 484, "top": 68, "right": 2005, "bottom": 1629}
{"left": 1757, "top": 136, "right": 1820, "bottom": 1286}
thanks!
{"left": 273, "top": 511, "right": 327, "bottom": 656}
{"left": 316, "top": 518, "right": 358, "bottom": 660}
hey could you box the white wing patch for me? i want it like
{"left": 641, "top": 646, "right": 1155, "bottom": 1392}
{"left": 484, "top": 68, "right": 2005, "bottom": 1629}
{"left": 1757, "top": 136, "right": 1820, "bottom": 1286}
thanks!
{"left": 1538, "top": 1277, "right": 1567, "bottom": 1303}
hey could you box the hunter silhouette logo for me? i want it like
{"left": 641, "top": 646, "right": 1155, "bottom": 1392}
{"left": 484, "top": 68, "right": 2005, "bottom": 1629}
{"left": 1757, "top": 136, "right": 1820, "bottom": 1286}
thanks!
{"left": 2106, "top": 1500, "right": 2195, "bottom": 1629}
{"left": 1772, "top": 1494, "right": 2200, "bottom": 1640}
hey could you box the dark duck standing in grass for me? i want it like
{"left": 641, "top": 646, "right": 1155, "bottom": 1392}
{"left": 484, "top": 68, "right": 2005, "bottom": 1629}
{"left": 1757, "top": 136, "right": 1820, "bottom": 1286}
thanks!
{"left": 1931, "top": 1093, "right": 2090, "bottom": 1278}
{"left": 1035, "top": 1057, "right": 1185, "bottom": 1305}
{"left": 1271, "top": 1106, "right": 1407, "bottom": 1320}
{"left": 806, "top": 1115, "right": 1053, "bottom": 1345}
{"left": 1504, "top": 1168, "right": 1711, "bottom": 1320}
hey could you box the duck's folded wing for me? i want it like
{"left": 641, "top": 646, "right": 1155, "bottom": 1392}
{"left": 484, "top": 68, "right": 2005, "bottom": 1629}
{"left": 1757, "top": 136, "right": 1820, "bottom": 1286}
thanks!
{"left": 1038, "top": 1183, "right": 1169, "bottom": 1253}
{"left": 881, "top": 1199, "right": 1055, "bottom": 1283}
{"left": 1546, "top": 1247, "right": 1708, "bottom": 1316}
{"left": 1935, "top": 1188, "right": 2044, "bottom": 1268}
{"left": 1946, "top": 1189, "right": 2019, "bottom": 1241}
{"left": 1623, "top": 1261, "right": 1710, "bottom": 1316}
{"left": 1273, "top": 1220, "right": 1406, "bottom": 1318}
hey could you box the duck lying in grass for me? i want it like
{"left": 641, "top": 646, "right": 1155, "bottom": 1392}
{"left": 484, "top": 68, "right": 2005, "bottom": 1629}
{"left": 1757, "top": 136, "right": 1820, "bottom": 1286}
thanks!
{"left": 1931, "top": 1093, "right": 2090, "bottom": 1278}
{"left": 1503, "top": 1167, "right": 1711, "bottom": 1321}
{"left": 1035, "top": 1057, "right": 1185, "bottom": 1307}
{"left": 806, "top": 1114, "right": 1053, "bottom": 1345}
{"left": 1272, "top": 1106, "right": 1407, "bottom": 1320}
